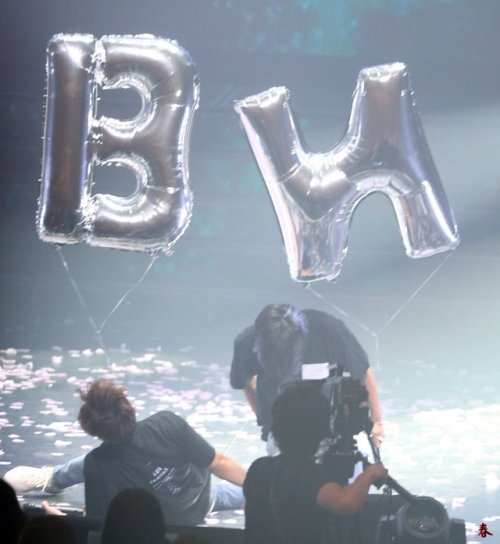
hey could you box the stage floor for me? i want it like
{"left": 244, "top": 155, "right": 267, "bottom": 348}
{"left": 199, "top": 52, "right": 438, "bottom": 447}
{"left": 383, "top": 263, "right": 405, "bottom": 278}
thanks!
{"left": 1, "top": 347, "right": 499, "bottom": 542}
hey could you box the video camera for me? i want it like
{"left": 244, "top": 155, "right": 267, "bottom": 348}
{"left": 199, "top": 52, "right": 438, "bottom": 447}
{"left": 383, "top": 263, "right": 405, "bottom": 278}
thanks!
{"left": 302, "top": 362, "right": 466, "bottom": 544}
{"left": 301, "top": 362, "right": 371, "bottom": 483}
{"left": 319, "top": 364, "right": 372, "bottom": 440}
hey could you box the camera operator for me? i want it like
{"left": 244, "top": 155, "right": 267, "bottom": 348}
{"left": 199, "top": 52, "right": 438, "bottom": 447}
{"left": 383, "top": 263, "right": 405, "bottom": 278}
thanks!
{"left": 244, "top": 383, "right": 387, "bottom": 544}
{"left": 230, "top": 304, "right": 384, "bottom": 452}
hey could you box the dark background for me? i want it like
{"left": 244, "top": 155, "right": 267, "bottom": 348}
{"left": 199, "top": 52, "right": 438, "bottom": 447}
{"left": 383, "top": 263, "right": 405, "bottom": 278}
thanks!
{"left": 1, "top": 0, "right": 500, "bottom": 369}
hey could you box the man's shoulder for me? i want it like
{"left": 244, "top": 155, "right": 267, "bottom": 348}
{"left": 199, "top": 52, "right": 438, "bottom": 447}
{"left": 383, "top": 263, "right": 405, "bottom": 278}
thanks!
{"left": 304, "top": 309, "right": 341, "bottom": 324}
{"left": 304, "top": 309, "right": 346, "bottom": 332}
{"left": 231, "top": 324, "right": 258, "bottom": 387}
{"left": 84, "top": 443, "right": 108, "bottom": 468}
{"left": 138, "top": 410, "right": 186, "bottom": 432}
{"left": 234, "top": 324, "right": 256, "bottom": 346}
{"left": 249, "top": 455, "right": 275, "bottom": 469}
{"left": 247, "top": 455, "right": 329, "bottom": 483}
{"left": 246, "top": 456, "right": 275, "bottom": 483}
{"left": 140, "top": 410, "right": 178, "bottom": 423}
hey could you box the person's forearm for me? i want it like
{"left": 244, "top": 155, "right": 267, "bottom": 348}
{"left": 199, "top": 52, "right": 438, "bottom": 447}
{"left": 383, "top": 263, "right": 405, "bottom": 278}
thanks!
{"left": 339, "top": 469, "right": 376, "bottom": 513}
{"left": 209, "top": 451, "right": 246, "bottom": 486}
{"left": 317, "top": 471, "right": 373, "bottom": 515}
{"left": 364, "top": 368, "right": 382, "bottom": 425}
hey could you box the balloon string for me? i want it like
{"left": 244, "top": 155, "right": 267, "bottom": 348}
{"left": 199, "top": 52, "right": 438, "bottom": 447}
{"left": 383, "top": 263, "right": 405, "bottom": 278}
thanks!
{"left": 55, "top": 246, "right": 110, "bottom": 363}
{"left": 222, "top": 417, "right": 251, "bottom": 457}
{"left": 55, "top": 247, "right": 158, "bottom": 360}
{"left": 304, "top": 283, "right": 377, "bottom": 338}
{"left": 375, "top": 252, "right": 453, "bottom": 336}
{"left": 304, "top": 251, "right": 453, "bottom": 369}
{"left": 96, "top": 254, "right": 157, "bottom": 334}
{"left": 304, "top": 283, "right": 381, "bottom": 369}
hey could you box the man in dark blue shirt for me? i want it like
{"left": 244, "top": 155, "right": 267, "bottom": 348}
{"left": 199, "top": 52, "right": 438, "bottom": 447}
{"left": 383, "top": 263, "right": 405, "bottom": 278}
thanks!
{"left": 230, "top": 304, "right": 384, "bottom": 449}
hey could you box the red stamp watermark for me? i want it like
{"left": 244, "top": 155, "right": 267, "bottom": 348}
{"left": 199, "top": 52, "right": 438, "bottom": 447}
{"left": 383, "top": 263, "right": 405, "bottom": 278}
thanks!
{"left": 478, "top": 522, "right": 493, "bottom": 538}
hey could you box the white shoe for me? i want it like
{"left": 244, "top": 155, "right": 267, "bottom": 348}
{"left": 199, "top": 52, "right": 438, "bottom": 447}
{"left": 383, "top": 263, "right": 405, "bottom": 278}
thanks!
{"left": 3, "top": 466, "right": 61, "bottom": 494}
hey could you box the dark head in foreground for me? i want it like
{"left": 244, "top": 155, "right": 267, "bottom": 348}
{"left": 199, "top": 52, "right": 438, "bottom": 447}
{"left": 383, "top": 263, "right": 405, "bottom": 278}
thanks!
{"left": 271, "top": 381, "right": 330, "bottom": 456}
{"left": 18, "top": 516, "right": 76, "bottom": 544}
{"left": 100, "top": 488, "right": 167, "bottom": 544}
{"left": 0, "top": 479, "right": 26, "bottom": 544}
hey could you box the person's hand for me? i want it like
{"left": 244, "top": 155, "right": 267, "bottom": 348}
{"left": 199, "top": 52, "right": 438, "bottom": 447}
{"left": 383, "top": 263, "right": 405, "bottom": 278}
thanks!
{"left": 42, "top": 500, "right": 66, "bottom": 516}
{"left": 366, "top": 463, "right": 388, "bottom": 489}
{"left": 371, "top": 421, "right": 385, "bottom": 448}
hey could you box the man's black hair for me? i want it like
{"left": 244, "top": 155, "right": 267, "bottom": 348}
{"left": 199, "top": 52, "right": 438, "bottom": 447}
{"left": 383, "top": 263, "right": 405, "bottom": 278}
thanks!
{"left": 253, "top": 304, "right": 308, "bottom": 382}
{"left": 271, "top": 382, "right": 330, "bottom": 456}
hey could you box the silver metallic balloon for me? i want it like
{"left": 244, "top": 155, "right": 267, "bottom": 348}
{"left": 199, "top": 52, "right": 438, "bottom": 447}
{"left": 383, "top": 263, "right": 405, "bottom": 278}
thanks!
{"left": 38, "top": 34, "right": 96, "bottom": 243}
{"left": 235, "top": 63, "right": 459, "bottom": 282}
{"left": 38, "top": 34, "right": 199, "bottom": 253}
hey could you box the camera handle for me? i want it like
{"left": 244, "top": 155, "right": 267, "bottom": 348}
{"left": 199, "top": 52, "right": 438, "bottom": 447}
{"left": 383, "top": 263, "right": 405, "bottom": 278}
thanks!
{"left": 366, "top": 433, "right": 417, "bottom": 504}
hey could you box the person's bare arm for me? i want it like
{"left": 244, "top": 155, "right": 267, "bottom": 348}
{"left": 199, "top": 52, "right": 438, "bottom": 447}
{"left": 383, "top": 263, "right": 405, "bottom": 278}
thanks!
{"left": 363, "top": 368, "right": 384, "bottom": 447}
{"left": 316, "top": 463, "right": 387, "bottom": 515}
{"left": 243, "top": 375, "right": 258, "bottom": 415}
{"left": 208, "top": 451, "right": 246, "bottom": 486}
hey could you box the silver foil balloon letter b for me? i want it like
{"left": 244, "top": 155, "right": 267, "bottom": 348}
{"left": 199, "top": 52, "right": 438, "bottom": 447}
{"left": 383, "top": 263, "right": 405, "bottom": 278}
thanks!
{"left": 235, "top": 63, "right": 459, "bottom": 282}
{"left": 38, "top": 34, "right": 199, "bottom": 253}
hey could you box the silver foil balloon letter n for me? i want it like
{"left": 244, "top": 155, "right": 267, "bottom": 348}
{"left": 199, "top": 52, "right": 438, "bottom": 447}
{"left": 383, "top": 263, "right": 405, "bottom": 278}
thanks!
{"left": 234, "top": 63, "right": 459, "bottom": 282}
